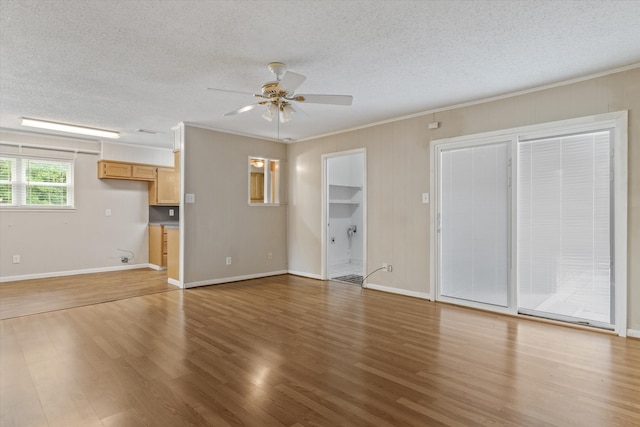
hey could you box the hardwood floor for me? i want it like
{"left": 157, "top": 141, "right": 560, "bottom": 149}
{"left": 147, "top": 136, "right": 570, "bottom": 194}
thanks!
{"left": 0, "top": 269, "right": 175, "bottom": 320}
{"left": 1, "top": 272, "right": 639, "bottom": 426}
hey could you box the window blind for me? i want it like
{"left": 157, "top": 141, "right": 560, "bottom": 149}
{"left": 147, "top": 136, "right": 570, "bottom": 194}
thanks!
{"left": 0, "top": 155, "right": 74, "bottom": 208}
{"left": 440, "top": 141, "right": 509, "bottom": 307}
{"left": 517, "top": 130, "right": 612, "bottom": 324}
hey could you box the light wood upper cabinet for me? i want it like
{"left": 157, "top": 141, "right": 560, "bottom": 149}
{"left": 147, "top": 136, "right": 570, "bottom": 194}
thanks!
{"left": 149, "top": 152, "right": 180, "bottom": 206}
{"left": 99, "top": 161, "right": 131, "bottom": 179}
{"left": 98, "top": 160, "right": 156, "bottom": 181}
{"left": 132, "top": 164, "right": 156, "bottom": 180}
{"left": 99, "top": 153, "right": 180, "bottom": 206}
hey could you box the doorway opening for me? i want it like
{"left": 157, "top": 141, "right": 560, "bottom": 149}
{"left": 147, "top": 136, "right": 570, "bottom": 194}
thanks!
{"left": 323, "top": 150, "right": 366, "bottom": 285}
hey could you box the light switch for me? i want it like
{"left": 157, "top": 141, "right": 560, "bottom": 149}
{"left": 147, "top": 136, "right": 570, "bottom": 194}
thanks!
{"left": 422, "top": 193, "right": 430, "bottom": 204}
{"left": 105, "top": 208, "right": 112, "bottom": 216}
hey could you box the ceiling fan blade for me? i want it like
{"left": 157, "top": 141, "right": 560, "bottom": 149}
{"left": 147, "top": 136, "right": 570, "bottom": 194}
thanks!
{"left": 277, "top": 71, "right": 306, "bottom": 95}
{"left": 290, "top": 94, "right": 353, "bottom": 106}
{"left": 208, "top": 88, "right": 261, "bottom": 97}
{"left": 224, "top": 103, "right": 262, "bottom": 116}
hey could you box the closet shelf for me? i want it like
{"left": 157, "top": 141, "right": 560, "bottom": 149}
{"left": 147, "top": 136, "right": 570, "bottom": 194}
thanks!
{"left": 329, "top": 200, "right": 360, "bottom": 205}
{"left": 329, "top": 184, "right": 362, "bottom": 189}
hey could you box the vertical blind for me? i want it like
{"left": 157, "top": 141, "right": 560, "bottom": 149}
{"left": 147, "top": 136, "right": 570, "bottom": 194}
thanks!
{"left": 517, "top": 131, "right": 612, "bottom": 324}
{"left": 440, "top": 142, "right": 509, "bottom": 307}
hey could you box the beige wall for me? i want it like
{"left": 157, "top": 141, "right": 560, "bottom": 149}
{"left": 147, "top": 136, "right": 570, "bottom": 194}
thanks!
{"left": 182, "top": 125, "right": 288, "bottom": 286}
{"left": 287, "top": 67, "right": 640, "bottom": 329}
{"left": 0, "top": 132, "right": 151, "bottom": 279}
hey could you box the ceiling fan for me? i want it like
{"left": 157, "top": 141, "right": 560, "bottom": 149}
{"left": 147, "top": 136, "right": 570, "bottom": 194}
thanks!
{"left": 208, "top": 62, "right": 353, "bottom": 124}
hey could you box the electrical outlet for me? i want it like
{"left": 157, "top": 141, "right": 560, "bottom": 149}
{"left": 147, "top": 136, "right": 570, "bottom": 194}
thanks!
{"left": 226, "top": 256, "right": 232, "bottom": 265}
{"left": 382, "top": 263, "right": 388, "bottom": 272}
{"left": 387, "top": 264, "right": 393, "bottom": 272}
{"left": 12, "top": 255, "right": 20, "bottom": 264}
{"left": 268, "top": 252, "right": 273, "bottom": 260}
{"left": 169, "top": 208, "right": 175, "bottom": 216}
{"left": 105, "top": 208, "right": 112, "bottom": 216}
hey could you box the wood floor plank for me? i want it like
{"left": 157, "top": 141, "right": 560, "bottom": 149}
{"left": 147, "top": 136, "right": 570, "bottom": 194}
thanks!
{"left": 0, "top": 268, "right": 175, "bottom": 319}
{"left": 1, "top": 271, "right": 640, "bottom": 426}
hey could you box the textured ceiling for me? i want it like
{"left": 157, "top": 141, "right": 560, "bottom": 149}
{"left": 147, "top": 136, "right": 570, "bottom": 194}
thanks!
{"left": 1, "top": 0, "right": 639, "bottom": 148}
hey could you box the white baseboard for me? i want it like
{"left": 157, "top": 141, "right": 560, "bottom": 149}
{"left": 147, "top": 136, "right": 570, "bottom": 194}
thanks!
{"left": 184, "top": 270, "right": 288, "bottom": 289}
{"left": 148, "top": 264, "right": 167, "bottom": 271}
{"left": 287, "top": 270, "right": 323, "bottom": 280}
{"left": 364, "top": 283, "right": 432, "bottom": 300}
{"left": 167, "top": 278, "right": 181, "bottom": 288}
{"left": 627, "top": 329, "right": 640, "bottom": 339}
{"left": 0, "top": 263, "right": 152, "bottom": 283}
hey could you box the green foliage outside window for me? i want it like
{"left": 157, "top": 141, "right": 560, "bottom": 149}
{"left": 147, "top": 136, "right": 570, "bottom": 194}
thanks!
{"left": 0, "top": 184, "right": 11, "bottom": 204}
{"left": 24, "top": 160, "right": 69, "bottom": 205}
{"left": 0, "top": 156, "right": 73, "bottom": 207}
{"left": 0, "top": 158, "right": 13, "bottom": 204}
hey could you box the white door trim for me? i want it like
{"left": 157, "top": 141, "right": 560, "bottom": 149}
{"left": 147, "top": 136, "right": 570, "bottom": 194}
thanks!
{"left": 321, "top": 148, "right": 367, "bottom": 281}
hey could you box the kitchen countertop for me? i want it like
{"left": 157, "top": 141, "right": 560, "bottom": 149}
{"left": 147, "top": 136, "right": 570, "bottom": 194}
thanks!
{"left": 149, "top": 221, "right": 179, "bottom": 227}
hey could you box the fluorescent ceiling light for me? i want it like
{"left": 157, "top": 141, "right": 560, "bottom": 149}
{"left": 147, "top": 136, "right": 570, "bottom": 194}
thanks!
{"left": 21, "top": 118, "right": 120, "bottom": 139}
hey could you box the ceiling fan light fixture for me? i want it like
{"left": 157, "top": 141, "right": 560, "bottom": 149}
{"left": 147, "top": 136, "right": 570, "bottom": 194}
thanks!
{"left": 262, "top": 103, "right": 278, "bottom": 122}
{"left": 279, "top": 104, "right": 296, "bottom": 123}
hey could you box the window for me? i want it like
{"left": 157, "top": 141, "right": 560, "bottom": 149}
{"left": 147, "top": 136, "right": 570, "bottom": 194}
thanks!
{"left": 0, "top": 155, "right": 74, "bottom": 208}
{"left": 0, "top": 157, "right": 16, "bottom": 205}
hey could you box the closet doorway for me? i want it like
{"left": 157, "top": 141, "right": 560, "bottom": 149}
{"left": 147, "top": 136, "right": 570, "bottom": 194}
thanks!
{"left": 322, "top": 149, "right": 366, "bottom": 285}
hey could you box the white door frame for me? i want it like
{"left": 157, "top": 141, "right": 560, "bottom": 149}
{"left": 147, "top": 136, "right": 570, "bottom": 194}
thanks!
{"left": 431, "top": 136, "right": 517, "bottom": 316}
{"left": 321, "top": 148, "right": 367, "bottom": 281}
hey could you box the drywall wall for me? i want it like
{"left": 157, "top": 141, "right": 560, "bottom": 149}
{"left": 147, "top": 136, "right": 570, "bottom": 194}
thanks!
{"left": 0, "top": 132, "right": 153, "bottom": 279}
{"left": 102, "top": 141, "right": 174, "bottom": 166}
{"left": 181, "top": 125, "right": 288, "bottom": 286}
{"left": 287, "top": 67, "right": 640, "bottom": 329}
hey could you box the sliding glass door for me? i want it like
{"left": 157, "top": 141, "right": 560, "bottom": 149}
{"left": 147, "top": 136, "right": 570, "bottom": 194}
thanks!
{"left": 432, "top": 111, "right": 625, "bottom": 334}
{"left": 517, "top": 130, "right": 613, "bottom": 326}
{"left": 438, "top": 141, "right": 510, "bottom": 308}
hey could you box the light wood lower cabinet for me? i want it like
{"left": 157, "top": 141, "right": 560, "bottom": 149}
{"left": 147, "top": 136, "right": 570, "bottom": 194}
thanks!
{"left": 166, "top": 227, "right": 179, "bottom": 281}
{"left": 148, "top": 225, "right": 167, "bottom": 268}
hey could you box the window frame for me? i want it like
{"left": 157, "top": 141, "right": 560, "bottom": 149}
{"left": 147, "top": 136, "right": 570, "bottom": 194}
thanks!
{"left": 248, "top": 156, "right": 282, "bottom": 206}
{"left": 0, "top": 154, "right": 75, "bottom": 210}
